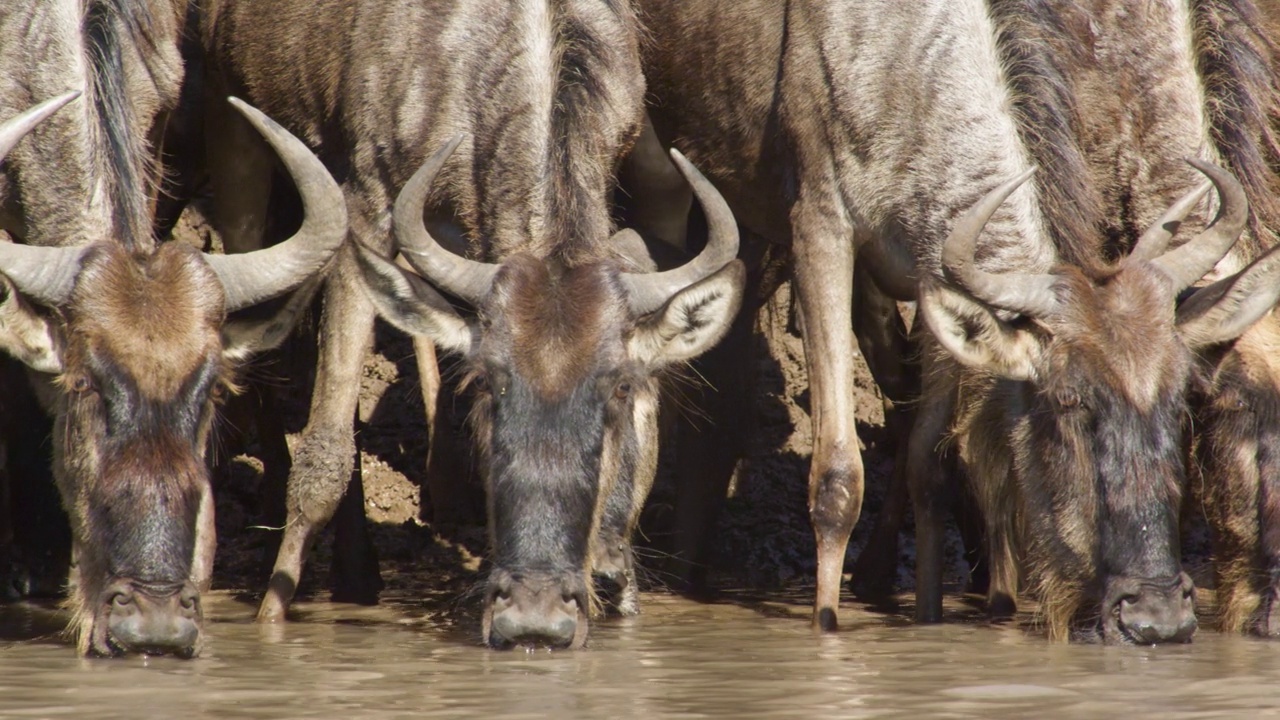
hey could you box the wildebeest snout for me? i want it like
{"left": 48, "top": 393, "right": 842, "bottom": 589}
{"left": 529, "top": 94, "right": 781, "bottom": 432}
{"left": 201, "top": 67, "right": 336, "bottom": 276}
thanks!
{"left": 1105, "top": 573, "right": 1196, "bottom": 645}
{"left": 105, "top": 579, "right": 201, "bottom": 657}
{"left": 593, "top": 537, "right": 632, "bottom": 590}
{"left": 484, "top": 570, "right": 587, "bottom": 650}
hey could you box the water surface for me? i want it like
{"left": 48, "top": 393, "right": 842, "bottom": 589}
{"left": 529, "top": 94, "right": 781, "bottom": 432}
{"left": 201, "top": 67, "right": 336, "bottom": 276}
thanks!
{"left": 2, "top": 592, "right": 1278, "bottom": 718}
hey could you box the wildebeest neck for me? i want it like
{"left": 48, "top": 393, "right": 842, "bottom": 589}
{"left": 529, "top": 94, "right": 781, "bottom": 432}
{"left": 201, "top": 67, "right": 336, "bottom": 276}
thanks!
{"left": 470, "top": 0, "right": 644, "bottom": 264}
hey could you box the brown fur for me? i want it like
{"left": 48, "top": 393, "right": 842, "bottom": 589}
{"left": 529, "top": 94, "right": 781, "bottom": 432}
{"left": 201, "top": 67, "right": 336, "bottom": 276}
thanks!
{"left": 1174, "top": 0, "right": 1280, "bottom": 636}
{"left": 0, "top": 0, "right": 188, "bottom": 248}
{"left": 489, "top": 257, "right": 622, "bottom": 400}
{"left": 70, "top": 244, "right": 226, "bottom": 400}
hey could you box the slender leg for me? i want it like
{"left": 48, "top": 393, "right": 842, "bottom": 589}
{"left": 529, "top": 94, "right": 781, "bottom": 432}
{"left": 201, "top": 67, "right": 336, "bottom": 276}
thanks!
{"left": 849, "top": 266, "right": 919, "bottom": 600}
{"left": 329, "top": 402, "right": 383, "bottom": 604}
{"left": 670, "top": 303, "right": 756, "bottom": 591}
{"left": 204, "top": 88, "right": 273, "bottom": 256}
{"left": 257, "top": 245, "right": 377, "bottom": 622}
{"left": 668, "top": 232, "right": 778, "bottom": 592}
{"left": 906, "top": 343, "right": 957, "bottom": 623}
{"left": 614, "top": 113, "right": 692, "bottom": 252}
{"left": 192, "top": 478, "right": 216, "bottom": 594}
{"left": 204, "top": 79, "right": 290, "bottom": 563}
{"left": 791, "top": 196, "right": 863, "bottom": 631}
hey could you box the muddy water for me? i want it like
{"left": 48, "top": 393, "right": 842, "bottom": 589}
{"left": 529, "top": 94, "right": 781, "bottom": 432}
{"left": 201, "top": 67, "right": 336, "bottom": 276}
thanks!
{"left": 1, "top": 592, "right": 1278, "bottom": 719}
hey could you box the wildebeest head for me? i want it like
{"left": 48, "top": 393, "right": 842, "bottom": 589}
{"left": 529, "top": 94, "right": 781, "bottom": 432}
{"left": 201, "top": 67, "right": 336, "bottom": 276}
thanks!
{"left": 921, "top": 160, "right": 1280, "bottom": 644}
{"left": 355, "top": 136, "right": 745, "bottom": 649}
{"left": 0, "top": 94, "right": 347, "bottom": 657}
{"left": 1182, "top": 260, "right": 1280, "bottom": 637}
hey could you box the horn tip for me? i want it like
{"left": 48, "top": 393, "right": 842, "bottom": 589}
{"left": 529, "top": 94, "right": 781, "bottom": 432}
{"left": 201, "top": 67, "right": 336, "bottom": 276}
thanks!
{"left": 1183, "top": 156, "right": 1221, "bottom": 175}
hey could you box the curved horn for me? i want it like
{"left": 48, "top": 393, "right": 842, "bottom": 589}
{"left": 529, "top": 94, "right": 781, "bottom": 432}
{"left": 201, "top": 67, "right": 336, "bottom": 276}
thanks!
{"left": 394, "top": 134, "right": 497, "bottom": 305}
{"left": 621, "top": 149, "right": 740, "bottom": 315}
{"left": 205, "top": 97, "right": 348, "bottom": 312}
{"left": 0, "top": 92, "right": 87, "bottom": 307}
{"left": 1148, "top": 158, "right": 1249, "bottom": 293}
{"left": 941, "top": 167, "right": 1059, "bottom": 318}
{"left": 1128, "top": 180, "right": 1211, "bottom": 261}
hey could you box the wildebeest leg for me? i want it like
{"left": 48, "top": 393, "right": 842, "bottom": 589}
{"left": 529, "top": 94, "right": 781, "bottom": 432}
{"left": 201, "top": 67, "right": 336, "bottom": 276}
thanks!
{"left": 955, "top": 472, "right": 992, "bottom": 598}
{"left": 669, "top": 288, "right": 755, "bottom": 592}
{"left": 411, "top": 336, "right": 444, "bottom": 522}
{"left": 259, "top": 246, "right": 377, "bottom": 622}
{"left": 907, "top": 345, "right": 957, "bottom": 623}
{"left": 191, "top": 477, "right": 216, "bottom": 594}
{"left": 849, "top": 267, "right": 918, "bottom": 600}
{"left": 668, "top": 229, "right": 775, "bottom": 594}
{"left": 329, "top": 403, "right": 382, "bottom": 605}
{"left": 205, "top": 87, "right": 295, "bottom": 570}
{"left": 984, "top": 483, "right": 1018, "bottom": 619}
{"left": 792, "top": 198, "right": 862, "bottom": 631}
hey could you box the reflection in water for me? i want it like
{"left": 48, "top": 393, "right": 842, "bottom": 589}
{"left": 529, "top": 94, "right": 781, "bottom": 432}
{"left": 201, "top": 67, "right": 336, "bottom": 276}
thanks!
{"left": 1, "top": 592, "right": 1278, "bottom": 718}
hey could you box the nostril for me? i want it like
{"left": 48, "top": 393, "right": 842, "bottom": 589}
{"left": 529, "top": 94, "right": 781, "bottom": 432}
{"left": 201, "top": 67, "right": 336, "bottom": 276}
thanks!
{"left": 180, "top": 594, "right": 197, "bottom": 611}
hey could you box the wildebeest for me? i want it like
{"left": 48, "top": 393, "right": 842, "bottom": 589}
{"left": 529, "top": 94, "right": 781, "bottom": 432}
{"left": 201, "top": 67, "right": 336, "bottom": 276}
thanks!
{"left": 202, "top": 0, "right": 744, "bottom": 647}
{"left": 0, "top": 2, "right": 191, "bottom": 597}
{"left": 633, "top": 0, "right": 1280, "bottom": 642}
{"left": 948, "top": 0, "right": 1280, "bottom": 639}
{"left": 0, "top": 95, "right": 346, "bottom": 656}
{"left": 0, "top": 2, "right": 348, "bottom": 658}
{"left": 1164, "top": 0, "right": 1280, "bottom": 636}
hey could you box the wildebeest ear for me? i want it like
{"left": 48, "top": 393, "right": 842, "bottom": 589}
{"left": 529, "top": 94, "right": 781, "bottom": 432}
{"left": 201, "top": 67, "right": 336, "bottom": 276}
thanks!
{"left": 918, "top": 277, "right": 1042, "bottom": 382}
{"left": 1177, "top": 243, "right": 1280, "bottom": 349}
{"left": 628, "top": 260, "right": 745, "bottom": 368}
{"left": 0, "top": 278, "right": 62, "bottom": 374}
{"left": 351, "top": 241, "right": 474, "bottom": 354}
{"left": 222, "top": 276, "right": 322, "bottom": 363}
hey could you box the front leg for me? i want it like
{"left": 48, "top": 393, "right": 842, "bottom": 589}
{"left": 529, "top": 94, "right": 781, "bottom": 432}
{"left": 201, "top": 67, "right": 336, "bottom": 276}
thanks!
{"left": 258, "top": 244, "right": 378, "bottom": 621}
{"left": 906, "top": 342, "right": 958, "bottom": 623}
{"left": 849, "top": 263, "right": 919, "bottom": 600}
{"left": 791, "top": 194, "right": 863, "bottom": 631}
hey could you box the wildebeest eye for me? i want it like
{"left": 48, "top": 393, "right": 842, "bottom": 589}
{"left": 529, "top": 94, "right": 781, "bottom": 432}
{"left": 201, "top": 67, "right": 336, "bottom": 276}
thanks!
{"left": 1055, "top": 388, "right": 1081, "bottom": 410}
{"left": 70, "top": 375, "right": 94, "bottom": 394}
{"left": 1215, "top": 392, "right": 1250, "bottom": 414}
{"left": 472, "top": 368, "right": 511, "bottom": 397}
{"left": 210, "top": 383, "right": 228, "bottom": 402}
{"left": 614, "top": 381, "right": 632, "bottom": 401}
